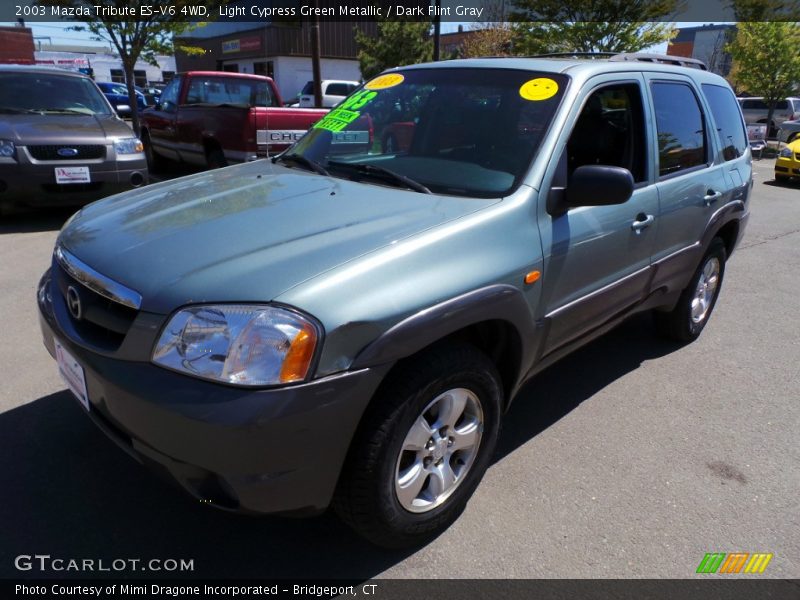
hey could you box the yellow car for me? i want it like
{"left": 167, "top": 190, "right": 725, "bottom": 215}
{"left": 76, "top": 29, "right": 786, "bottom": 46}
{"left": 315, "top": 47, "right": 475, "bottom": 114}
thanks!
{"left": 775, "top": 138, "right": 800, "bottom": 182}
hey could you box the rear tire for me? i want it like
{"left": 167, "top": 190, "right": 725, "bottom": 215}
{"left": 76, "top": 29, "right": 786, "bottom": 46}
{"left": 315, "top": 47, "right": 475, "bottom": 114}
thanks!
{"left": 205, "top": 145, "right": 227, "bottom": 169}
{"left": 654, "top": 238, "right": 726, "bottom": 343}
{"left": 334, "top": 344, "right": 502, "bottom": 548}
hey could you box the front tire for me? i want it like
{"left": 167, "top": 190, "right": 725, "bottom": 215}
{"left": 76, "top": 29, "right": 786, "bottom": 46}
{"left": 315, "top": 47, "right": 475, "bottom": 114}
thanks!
{"left": 334, "top": 344, "right": 502, "bottom": 548}
{"left": 654, "top": 238, "right": 727, "bottom": 342}
{"left": 142, "top": 131, "right": 165, "bottom": 172}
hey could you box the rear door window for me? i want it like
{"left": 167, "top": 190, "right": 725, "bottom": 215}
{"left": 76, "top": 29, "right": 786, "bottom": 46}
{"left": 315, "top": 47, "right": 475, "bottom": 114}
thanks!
{"left": 702, "top": 83, "right": 747, "bottom": 161}
{"left": 651, "top": 82, "right": 708, "bottom": 177}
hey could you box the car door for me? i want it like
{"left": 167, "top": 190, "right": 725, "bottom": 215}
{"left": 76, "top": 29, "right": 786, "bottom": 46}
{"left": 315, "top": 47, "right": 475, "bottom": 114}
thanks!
{"left": 144, "top": 76, "right": 181, "bottom": 161}
{"left": 643, "top": 74, "right": 730, "bottom": 293}
{"left": 537, "top": 75, "right": 659, "bottom": 355}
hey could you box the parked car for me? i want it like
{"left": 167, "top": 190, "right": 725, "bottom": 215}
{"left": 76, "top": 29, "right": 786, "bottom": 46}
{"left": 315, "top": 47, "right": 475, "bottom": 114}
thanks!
{"left": 136, "top": 85, "right": 161, "bottom": 106}
{"left": 37, "top": 54, "right": 750, "bottom": 548}
{"left": 298, "top": 79, "right": 360, "bottom": 108}
{"left": 777, "top": 119, "right": 800, "bottom": 144}
{"left": 774, "top": 137, "right": 800, "bottom": 182}
{"left": 737, "top": 96, "right": 800, "bottom": 137}
{"left": 140, "top": 71, "right": 329, "bottom": 169}
{"left": 96, "top": 82, "right": 147, "bottom": 118}
{"left": 0, "top": 66, "right": 148, "bottom": 214}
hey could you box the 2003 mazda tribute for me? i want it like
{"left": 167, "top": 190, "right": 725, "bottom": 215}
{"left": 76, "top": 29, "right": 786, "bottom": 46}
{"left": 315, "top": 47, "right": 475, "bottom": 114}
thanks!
{"left": 38, "top": 55, "right": 750, "bottom": 547}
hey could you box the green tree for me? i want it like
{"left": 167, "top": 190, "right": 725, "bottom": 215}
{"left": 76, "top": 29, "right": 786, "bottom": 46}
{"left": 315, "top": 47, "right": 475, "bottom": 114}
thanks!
{"left": 728, "top": 0, "right": 800, "bottom": 20}
{"left": 727, "top": 21, "right": 800, "bottom": 136}
{"left": 354, "top": 21, "right": 432, "bottom": 80}
{"left": 37, "top": 0, "right": 211, "bottom": 134}
{"left": 509, "top": 0, "right": 681, "bottom": 54}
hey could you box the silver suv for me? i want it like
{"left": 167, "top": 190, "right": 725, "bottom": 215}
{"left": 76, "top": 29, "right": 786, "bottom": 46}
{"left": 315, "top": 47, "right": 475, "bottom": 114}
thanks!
{"left": 0, "top": 66, "right": 148, "bottom": 215}
{"left": 737, "top": 96, "right": 800, "bottom": 135}
{"left": 37, "top": 54, "right": 751, "bottom": 547}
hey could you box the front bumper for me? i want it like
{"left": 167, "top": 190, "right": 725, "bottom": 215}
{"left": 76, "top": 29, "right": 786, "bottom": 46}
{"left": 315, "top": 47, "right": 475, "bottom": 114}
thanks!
{"left": 0, "top": 149, "right": 148, "bottom": 208}
{"left": 37, "top": 270, "right": 388, "bottom": 516}
{"left": 774, "top": 154, "right": 800, "bottom": 177}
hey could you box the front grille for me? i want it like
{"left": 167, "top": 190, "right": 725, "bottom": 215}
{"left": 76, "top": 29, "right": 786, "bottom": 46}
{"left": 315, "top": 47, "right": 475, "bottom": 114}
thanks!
{"left": 28, "top": 144, "right": 106, "bottom": 161}
{"left": 52, "top": 261, "right": 138, "bottom": 351}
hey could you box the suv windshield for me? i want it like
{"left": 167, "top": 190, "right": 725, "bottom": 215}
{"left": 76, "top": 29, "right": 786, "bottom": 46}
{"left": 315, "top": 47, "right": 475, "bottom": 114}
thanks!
{"left": 0, "top": 72, "right": 111, "bottom": 115}
{"left": 283, "top": 68, "right": 568, "bottom": 197}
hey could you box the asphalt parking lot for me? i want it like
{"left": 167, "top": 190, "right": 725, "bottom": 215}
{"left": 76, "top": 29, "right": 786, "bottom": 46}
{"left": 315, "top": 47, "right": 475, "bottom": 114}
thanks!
{"left": 0, "top": 160, "right": 797, "bottom": 580}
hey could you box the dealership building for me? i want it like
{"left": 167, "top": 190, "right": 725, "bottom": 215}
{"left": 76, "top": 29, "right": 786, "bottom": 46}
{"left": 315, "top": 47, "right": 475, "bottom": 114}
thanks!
{"left": 174, "top": 21, "right": 376, "bottom": 102}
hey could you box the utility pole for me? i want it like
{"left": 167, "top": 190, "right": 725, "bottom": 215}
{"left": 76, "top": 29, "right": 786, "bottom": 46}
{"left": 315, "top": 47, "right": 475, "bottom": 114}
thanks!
{"left": 433, "top": 0, "right": 441, "bottom": 61}
{"left": 311, "top": 0, "right": 323, "bottom": 107}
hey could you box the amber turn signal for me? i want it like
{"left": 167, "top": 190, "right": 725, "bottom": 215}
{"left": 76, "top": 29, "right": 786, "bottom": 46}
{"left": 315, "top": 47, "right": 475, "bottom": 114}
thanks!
{"left": 524, "top": 270, "right": 541, "bottom": 284}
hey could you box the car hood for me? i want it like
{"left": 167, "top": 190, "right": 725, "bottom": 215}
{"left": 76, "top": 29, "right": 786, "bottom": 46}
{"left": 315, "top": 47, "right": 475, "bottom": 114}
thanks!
{"left": 58, "top": 160, "right": 499, "bottom": 313}
{"left": 0, "top": 114, "right": 130, "bottom": 144}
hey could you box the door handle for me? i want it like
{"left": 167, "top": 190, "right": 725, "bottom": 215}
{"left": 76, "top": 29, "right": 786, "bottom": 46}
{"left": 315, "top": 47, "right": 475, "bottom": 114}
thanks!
{"left": 704, "top": 190, "right": 723, "bottom": 206}
{"left": 631, "top": 214, "right": 654, "bottom": 233}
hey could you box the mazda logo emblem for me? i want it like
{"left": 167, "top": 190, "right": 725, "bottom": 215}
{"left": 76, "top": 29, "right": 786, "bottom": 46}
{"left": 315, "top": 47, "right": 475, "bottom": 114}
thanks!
{"left": 57, "top": 147, "right": 79, "bottom": 157}
{"left": 66, "top": 286, "right": 82, "bottom": 320}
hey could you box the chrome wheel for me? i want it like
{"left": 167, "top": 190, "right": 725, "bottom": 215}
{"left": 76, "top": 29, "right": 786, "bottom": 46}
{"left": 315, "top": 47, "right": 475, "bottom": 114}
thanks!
{"left": 394, "top": 388, "right": 483, "bottom": 513}
{"left": 690, "top": 257, "right": 720, "bottom": 324}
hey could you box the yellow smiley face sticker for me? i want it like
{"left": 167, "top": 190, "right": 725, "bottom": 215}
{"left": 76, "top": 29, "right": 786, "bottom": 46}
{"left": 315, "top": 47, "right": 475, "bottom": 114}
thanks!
{"left": 519, "top": 78, "right": 559, "bottom": 101}
{"left": 365, "top": 73, "right": 405, "bottom": 90}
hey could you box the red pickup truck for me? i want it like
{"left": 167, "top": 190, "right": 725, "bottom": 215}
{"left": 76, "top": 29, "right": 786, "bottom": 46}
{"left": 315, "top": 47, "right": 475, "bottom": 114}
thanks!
{"left": 141, "top": 71, "right": 328, "bottom": 169}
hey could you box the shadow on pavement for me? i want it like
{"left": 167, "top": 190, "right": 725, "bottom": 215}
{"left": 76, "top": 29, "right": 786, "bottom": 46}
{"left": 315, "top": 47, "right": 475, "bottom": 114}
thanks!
{"left": 2, "top": 314, "right": 681, "bottom": 579}
{"left": 0, "top": 207, "right": 76, "bottom": 235}
{"left": 495, "top": 313, "right": 682, "bottom": 462}
{"left": 0, "top": 390, "right": 413, "bottom": 579}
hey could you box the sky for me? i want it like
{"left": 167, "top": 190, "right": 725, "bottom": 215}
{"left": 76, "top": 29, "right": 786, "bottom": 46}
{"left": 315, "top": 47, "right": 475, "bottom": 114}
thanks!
{"left": 1, "top": 20, "right": 722, "bottom": 53}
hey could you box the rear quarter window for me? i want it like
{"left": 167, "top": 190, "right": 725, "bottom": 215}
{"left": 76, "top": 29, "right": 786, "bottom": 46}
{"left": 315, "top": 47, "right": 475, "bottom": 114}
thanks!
{"left": 702, "top": 84, "right": 748, "bottom": 162}
{"left": 651, "top": 82, "right": 708, "bottom": 177}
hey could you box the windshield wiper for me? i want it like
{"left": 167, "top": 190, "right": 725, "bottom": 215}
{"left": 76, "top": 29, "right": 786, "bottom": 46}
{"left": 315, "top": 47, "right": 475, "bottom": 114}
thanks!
{"left": 0, "top": 106, "right": 37, "bottom": 114}
{"left": 272, "top": 153, "right": 329, "bottom": 176}
{"left": 328, "top": 161, "right": 431, "bottom": 194}
{"left": 38, "top": 108, "right": 90, "bottom": 115}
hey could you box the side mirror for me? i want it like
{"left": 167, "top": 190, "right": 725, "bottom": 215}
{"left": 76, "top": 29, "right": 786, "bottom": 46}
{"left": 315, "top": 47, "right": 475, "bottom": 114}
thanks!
{"left": 565, "top": 165, "right": 634, "bottom": 210}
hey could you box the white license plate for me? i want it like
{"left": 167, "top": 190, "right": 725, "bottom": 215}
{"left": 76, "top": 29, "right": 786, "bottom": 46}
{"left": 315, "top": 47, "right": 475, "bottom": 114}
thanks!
{"left": 55, "top": 339, "right": 89, "bottom": 411}
{"left": 55, "top": 166, "right": 91, "bottom": 184}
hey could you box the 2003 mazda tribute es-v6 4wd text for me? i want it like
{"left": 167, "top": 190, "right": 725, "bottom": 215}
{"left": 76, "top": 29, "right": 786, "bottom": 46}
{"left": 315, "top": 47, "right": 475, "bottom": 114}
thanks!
{"left": 38, "top": 54, "right": 751, "bottom": 548}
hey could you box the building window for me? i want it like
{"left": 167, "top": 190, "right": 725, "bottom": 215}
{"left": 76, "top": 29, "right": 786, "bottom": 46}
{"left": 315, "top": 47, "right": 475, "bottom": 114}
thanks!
{"left": 110, "top": 69, "right": 124, "bottom": 83}
{"left": 162, "top": 71, "right": 175, "bottom": 83}
{"left": 133, "top": 70, "right": 147, "bottom": 87}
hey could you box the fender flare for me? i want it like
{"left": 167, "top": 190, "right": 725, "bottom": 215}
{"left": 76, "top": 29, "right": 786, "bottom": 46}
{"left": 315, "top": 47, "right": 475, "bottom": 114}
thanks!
{"left": 351, "top": 284, "right": 538, "bottom": 380}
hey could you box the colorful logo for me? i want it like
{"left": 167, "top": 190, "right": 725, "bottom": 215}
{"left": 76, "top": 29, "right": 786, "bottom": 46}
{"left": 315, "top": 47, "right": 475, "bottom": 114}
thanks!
{"left": 696, "top": 552, "right": 773, "bottom": 574}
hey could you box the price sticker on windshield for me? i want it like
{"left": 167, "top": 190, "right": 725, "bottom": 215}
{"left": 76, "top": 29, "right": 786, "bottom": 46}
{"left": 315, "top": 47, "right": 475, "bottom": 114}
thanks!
{"left": 365, "top": 73, "right": 404, "bottom": 90}
{"left": 519, "top": 78, "right": 559, "bottom": 101}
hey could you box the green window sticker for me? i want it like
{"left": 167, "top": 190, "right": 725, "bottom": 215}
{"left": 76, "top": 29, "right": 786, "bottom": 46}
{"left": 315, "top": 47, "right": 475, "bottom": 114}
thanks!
{"left": 314, "top": 90, "right": 378, "bottom": 133}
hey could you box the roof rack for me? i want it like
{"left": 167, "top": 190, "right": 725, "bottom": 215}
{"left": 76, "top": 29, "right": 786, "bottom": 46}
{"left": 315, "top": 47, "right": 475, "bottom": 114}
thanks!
{"left": 519, "top": 52, "right": 707, "bottom": 70}
{"left": 530, "top": 52, "right": 618, "bottom": 59}
{"left": 609, "top": 52, "right": 707, "bottom": 70}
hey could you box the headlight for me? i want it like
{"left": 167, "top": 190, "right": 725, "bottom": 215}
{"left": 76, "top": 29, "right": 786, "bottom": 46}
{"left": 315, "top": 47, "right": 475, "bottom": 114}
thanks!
{"left": 152, "top": 305, "right": 320, "bottom": 386}
{"left": 113, "top": 137, "right": 144, "bottom": 155}
{"left": 0, "top": 139, "right": 15, "bottom": 158}
{"left": 779, "top": 147, "right": 793, "bottom": 158}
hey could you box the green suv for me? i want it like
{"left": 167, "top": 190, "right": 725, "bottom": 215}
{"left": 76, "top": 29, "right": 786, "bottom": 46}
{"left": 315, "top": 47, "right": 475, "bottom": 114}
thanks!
{"left": 37, "top": 54, "right": 751, "bottom": 547}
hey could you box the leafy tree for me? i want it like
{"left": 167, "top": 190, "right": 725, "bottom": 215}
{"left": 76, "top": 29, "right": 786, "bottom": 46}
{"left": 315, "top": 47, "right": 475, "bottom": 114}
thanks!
{"left": 727, "top": 21, "right": 800, "bottom": 136}
{"left": 354, "top": 20, "right": 432, "bottom": 79}
{"left": 37, "top": 0, "right": 210, "bottom": 134}
{"left": 509, "top": 0, "right": 680, "bottom": 55}
{"left": 728, "top": 0, "right": 800, "bottom": 20}
{"left": 459, "top": 0, "right": 513, "bottom": 58}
